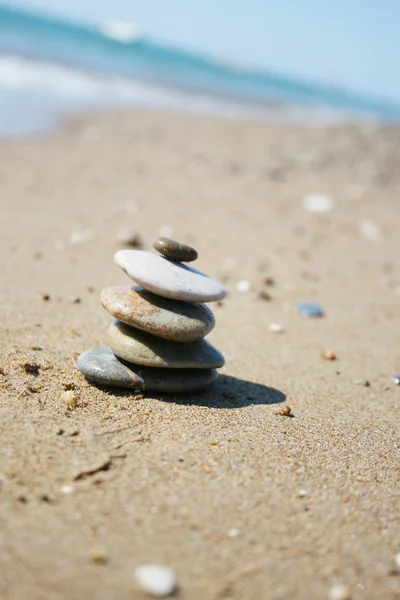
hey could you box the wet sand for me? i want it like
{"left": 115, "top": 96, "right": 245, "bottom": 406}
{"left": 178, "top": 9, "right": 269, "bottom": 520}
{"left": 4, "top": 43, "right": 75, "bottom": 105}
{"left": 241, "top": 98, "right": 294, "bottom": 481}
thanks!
{"left": 0, "top": 108, "right": 399, "bottom": 599}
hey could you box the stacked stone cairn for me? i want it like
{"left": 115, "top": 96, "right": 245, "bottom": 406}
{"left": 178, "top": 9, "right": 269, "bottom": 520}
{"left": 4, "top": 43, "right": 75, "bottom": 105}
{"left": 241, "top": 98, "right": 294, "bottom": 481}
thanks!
{"left": 78, "top": 237, "right": 227, "bottom": 394}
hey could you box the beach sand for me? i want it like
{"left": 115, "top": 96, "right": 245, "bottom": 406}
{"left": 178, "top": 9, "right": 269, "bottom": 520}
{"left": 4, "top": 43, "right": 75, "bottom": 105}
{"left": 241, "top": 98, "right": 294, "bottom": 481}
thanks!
{"left": 0, "top": 108, "right": 399, "bottom": 599}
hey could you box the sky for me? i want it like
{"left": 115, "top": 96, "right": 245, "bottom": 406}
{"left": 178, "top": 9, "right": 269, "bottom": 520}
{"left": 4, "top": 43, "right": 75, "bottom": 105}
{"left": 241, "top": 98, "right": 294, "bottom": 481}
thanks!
{"left": 6, "top": 0, "right": 400, "bottom": 102}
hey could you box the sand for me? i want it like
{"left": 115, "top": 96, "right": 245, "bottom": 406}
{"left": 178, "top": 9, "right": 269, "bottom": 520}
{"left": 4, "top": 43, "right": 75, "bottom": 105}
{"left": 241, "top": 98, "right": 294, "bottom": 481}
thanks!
{"left": 0, "top": 108, "right": 399, "bottom": 600}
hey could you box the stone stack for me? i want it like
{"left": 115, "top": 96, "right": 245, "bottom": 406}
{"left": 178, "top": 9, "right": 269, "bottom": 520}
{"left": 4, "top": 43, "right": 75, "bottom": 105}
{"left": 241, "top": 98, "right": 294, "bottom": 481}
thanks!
{"left": 78, "top": 237, "right": 226, "bottom": 394}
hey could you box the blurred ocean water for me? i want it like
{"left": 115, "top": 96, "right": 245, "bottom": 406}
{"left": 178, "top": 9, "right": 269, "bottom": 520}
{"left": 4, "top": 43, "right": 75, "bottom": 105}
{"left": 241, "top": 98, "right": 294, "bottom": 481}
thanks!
{"left": 1, "top": 4, "right": 400, "bottom": 137}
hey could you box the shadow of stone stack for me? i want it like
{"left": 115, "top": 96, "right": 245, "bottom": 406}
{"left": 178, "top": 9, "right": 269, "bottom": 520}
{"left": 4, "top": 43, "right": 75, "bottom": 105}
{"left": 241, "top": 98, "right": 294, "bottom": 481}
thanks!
{"left": 77, "top": 237, "right": 227, "bottom": 394}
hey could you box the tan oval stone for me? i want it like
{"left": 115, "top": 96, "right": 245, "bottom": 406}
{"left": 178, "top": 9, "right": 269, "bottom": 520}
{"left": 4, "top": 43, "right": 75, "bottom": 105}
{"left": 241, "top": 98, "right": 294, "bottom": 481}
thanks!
{"left": 107, "top": 320, "right": 224, "bottom": 369}
{"left": 101, "top": 286, "right": 215, "bottom": 342}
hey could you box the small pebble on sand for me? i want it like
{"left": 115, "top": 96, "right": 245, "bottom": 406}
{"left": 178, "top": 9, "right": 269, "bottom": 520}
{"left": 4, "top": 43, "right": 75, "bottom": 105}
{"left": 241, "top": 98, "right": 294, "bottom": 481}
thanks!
{"left": 236, "top": 280, "right": 251, "bottom": 292}
{"left": 134, "top": 565, "right": 177, "bottom": 598}
{"left": 60, "top": 390, "right": 77, "bottom": 410}
{"left": 391, "top": 374, "right": 400, "bottom": 385}
{"left": 297, "top": 302, "right": 324, "bottom": 317}
{"left": 352, "top": 379, "right": 370, "bottom": 387}
{"left": 269, "top": 323, "right": 285, "bottom": 333}
{"left": 298, "top": 489, "right": 308, "bottom": 498}
{"left": 321, "top": 350, "right": 336, "bottom": 360}
{"left": 117, "top": 230, "right": 143, "bottom": 248}
{"left": 60, "top": 485, "right": 74, "bottom": 494}
{"left": 329, "top": 583, "right": 351, "bottom": 600}
{"left": 258, "top": 290, "right": 272, "bottom": 301}
{"left": 90, "top": 546, "right": 108, "bottom": 565}
{"left": 274, "top": 404, "right": 291, "bottom": 416}
{"left": 395, "top": 552, "right": 400, "bottom": 570}
{"left": 263, "top": 277, "right": 275, "bottom": 286}
{"left": 302, "top": 193, "right": 334, "bottom": 213}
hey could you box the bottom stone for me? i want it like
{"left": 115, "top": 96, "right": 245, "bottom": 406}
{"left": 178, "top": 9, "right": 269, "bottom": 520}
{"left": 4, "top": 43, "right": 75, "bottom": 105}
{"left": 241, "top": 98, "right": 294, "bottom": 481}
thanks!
{"left": 77, "top": 347, "right": 218, "bottom": 393}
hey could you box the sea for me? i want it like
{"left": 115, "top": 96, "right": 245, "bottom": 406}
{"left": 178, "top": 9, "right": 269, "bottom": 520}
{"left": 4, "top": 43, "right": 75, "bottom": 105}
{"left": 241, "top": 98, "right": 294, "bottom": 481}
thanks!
{"left": 1, "top": 3, "right": 400, "bottom": 138}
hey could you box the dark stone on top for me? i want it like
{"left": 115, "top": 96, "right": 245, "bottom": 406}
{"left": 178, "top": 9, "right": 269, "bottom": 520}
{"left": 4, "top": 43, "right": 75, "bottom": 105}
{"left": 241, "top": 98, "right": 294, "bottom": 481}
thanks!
{"left": 153, "top": 237, "right": 198, "bottom": 262}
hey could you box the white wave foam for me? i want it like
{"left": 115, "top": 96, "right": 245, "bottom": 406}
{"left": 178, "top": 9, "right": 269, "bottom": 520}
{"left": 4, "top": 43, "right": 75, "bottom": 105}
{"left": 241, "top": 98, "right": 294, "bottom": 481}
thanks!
{"left": 0, "top": 54, "right": 167, "bottom": 102}
{"left": 0, "top": 53, "right": 272, "bottom": 114}
{"left": 98, "top": 19, "right": 142, "bottom": 43}
{"left": 0, "top": 54, "right": 364, "bottom": 138}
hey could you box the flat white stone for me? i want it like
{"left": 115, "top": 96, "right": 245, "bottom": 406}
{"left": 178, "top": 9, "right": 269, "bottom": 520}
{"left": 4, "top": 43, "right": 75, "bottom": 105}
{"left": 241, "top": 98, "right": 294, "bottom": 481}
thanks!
{"left": 134, "top": 565, "right": 177, "bottom": 597}
{"left": 115, "top": 250, "right": 226, "bottom": 302}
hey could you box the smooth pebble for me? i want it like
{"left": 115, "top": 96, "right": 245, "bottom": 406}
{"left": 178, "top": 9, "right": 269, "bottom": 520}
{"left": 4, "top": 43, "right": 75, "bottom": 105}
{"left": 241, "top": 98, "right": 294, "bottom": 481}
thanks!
{"left": 101, "top": 285, "right": 214, "bottom": 342}
{"left": 297, "top": 301, "right": 324, "bottom": 317}
{"left": 115, "top": 250, "right": 226, "bottom": 302}
{"left": 134, "top": 565, "right": 177, "bottom": 598}
{"left": 108, "top": 320, "right": 224, "bottom": 369}
{"left": 78, "top": 347, "right": 218, "bottom": 393}
{"left": 391, "top": 374, "right": 400, "bottom": 385}
{"left": 153, "top": 236, "right": 198, "bottom": 262}
{"left": 78, "top": 347, "right": 145, "bottom": 391}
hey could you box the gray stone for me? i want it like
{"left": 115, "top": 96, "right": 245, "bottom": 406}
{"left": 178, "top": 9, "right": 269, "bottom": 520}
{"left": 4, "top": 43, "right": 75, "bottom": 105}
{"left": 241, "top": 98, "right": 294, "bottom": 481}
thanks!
{"left": 297, "top": 301, "right": 324, "bottom": 317}
{"left": 101, "top": 285, "right": 214, "bottom": 342}
{"left": 153, "top": 236, "right": 198, "bottom": 262}
{"left": 77, "top": 347, "right": 144, "bottom": 391}
{"left": 114, "top": 250, "right": 226, "bottom": 302}
{"left": 77, "top": 347, "right": 218, "bottom": 393}
{"left": 108, "top": 320, "right": 224, "bottom": 369}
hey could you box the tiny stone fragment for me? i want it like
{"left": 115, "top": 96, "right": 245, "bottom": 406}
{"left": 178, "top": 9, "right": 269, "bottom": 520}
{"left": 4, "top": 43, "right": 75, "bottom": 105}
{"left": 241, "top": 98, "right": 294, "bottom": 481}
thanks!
{"left": 258, "top": 290, "right": 272, "bottom": 301}
{"left": 236, "top": 280, "right": 251, "bottom": 292}
{"left": 227, "top": 528, "right": 241, "bottom": 538}
{"left": 352, "top": 379, "right": 370, "bottom": 387}
{"left": 90, "top": 546, "right": 108, "bottom": 565}
{"left": 269, "top": 322, "right": 284, "bottom": 333}
{"left": 391, "top": 374, "right": 400, "bottom": 385}
{"left": 60, "top": 390, "right": 77, "bottom": 409}
{"left": 274, "top": 404, "right": 291, "bottom": 416}
{"left": 134, "top": 565, "right": 177, "bottom": 598}
{"left": 321, "top": 349, "right": 336, "bottom": 360}
{"left": 22, "top": 362, "right": 40, "bottom": 376}
{"left": 117, "top": 230, "right": 143, "bottom": 248}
